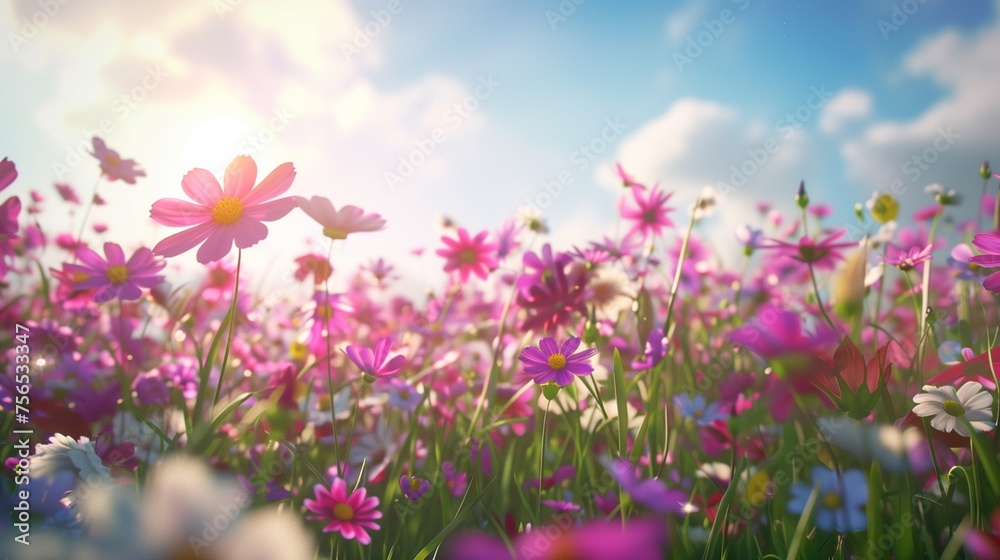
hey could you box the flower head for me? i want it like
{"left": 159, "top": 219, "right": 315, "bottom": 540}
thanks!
{"left": 762, "top": 229, "right": 856, "bottom": 270}
{"left": 812, "top": 338, "right": 892, "bottom": 420}
{"left": 90, "top": 137, "right": 146, "bottom": 184}
{"left": 866, "top": 192, "right": 899, "bottom": 223}
{"left": 294, "top": 196, "right": 386, "bottom": 240}
{"left": 436, "top": 227, "right": 498, "bottom": 282}
{"left": 0, "top": 157, "right": 16, "bottom": 191}
{"left": 970, "top": 233, "right": 1000, "bottom": 292}
{"left": 303, "top": 478, "right": 382, "bottom": 545}
{"left": 912, "top": 382, "right": 995, "bottom": 437}
{"left": 61, "top": 242, "right": 165, "bottom": 303}
{"left": 886, "top": 243, "right": 933, "bottom": 272}
{"left": 150, "top": 155, "right": 296, "bottom": 263}
{"left": 399, "top": 476, "right": 430, "bottom": 501}
{"left": 344, "top": 337, "right": 406, "bottom": 383}
{"left": 674, "top": 393, "right": 729, "bottom": 426}
{"left": 518, "top": 337, "right": 598, "bottom": 387}
{"left": 788, "top": 466, "right": 867, "bottom": 533}
{"left": 619, "top": 184, "right": 674, "bottom": 242}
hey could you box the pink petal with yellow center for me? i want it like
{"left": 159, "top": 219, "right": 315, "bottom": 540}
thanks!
{"left": 103, "top": 242, "right": 126, "bottom": 266}
{"left": 224, "top": 155, "right": 257, "bottom": 199}
{"left": 150, "top": 198, "right": 213, "bottom": 226}
{"left": 243, "top": 162, "right": 295, "bottom": 206}
{"left": 181, "top": 168, "right": 224, "bottom": 207}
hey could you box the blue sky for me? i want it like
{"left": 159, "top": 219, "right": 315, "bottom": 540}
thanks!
{"left": 2, "top": 0, "right": 998, "bottom": 295}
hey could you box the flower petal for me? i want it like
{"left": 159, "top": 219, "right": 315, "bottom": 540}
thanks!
{"left": 243, "top": 197, "right": 296, "bottom": 221}
{"left": 231, "top": 219, "right": 268, "bottom": 249}
{"left": 153, "top": 222, "right": 217, "bottom": 258}
{"left": 224, "top": 155, "right": 257, "bottom": 199}
{"left": 181, "top": 168, "right": 224, "bottom": 206}
{"left": 149, "top": 198, "right": 213, "bottom": 226}
{"left": 196, "top": 226, "right": 235, "bottom": 264}
{"left": 243, "top": 162, "right": 295, "bottom": 206}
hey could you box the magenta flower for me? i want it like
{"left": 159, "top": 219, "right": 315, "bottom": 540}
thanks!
{"left": 89, "top": 137, "right": 146, "bottom": 184}
{"left": 55, "top": 183, "right": 81, "bottom": 204}
{"left": 885, "top": 243, "right": 933, "bottom": 272}
{"left": 762, "top": 229, "right": 856, "bottom": 270}
{"left": 0, "top": 195, "right": 21, "bottom": 280}
{"left": 970, "top": 233, "right": 1000, "bottom": 292}
{"left": 619, "top": 183, "right": 675, "bottom": 242}
{"left": 303, "top": 478, "right": 382, "bottom": 545}
{"left": 518, "top": 337, "right": 598, "bottom": 387}
{"left": 150, "top": 155, "right": 296, "bottom": 264}
{"left": 0, "top": 157, "right": 17, "bottom": 191}
{"left": 62, "top": 242, "right": 165, "bottom": 303}
{"left": 399, "top": 475, "right": 430, "bottom": 501}
{"left": 344, "top": 337, "right": 406, "bottom": 382}
{"left": 436, "top": 227, "right": 498, "bottom": 282}
{"left": 294, "top": 195, "right": 386, "bottom": 239}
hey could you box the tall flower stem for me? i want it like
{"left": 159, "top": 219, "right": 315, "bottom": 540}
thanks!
{"left": 662, "top": 197, "right": 701, "bottom": 341}
{"left": 808, "top": 261, "right": 838, "bottom": 333}
{"left": 322, "top": 240, "right": 343, "bottom": 467}
{"left": 536, "top": 398, "right": 551, "bottom": 526}
{"left": 980, "top": 176, "right": 990, "bottom": 232}
{"left": 916, "top": 211, "right": 942, "bottom": 379}
{"left": 71, "top": 176, "right": 102, "bottom": 263}
{"left": 212, "top": 249, "right": 242, "bottom": 408}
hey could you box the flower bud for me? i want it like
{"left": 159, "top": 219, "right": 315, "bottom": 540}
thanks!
{"left": 795, "top": 181, "right": 809, "bottom": 209}
{"left": 980, "top": 160, "right": 991, "bottom": 180}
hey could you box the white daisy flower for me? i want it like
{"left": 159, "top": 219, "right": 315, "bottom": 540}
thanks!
{"left": 912, "top": 382, "right": 995, "bottom": 437}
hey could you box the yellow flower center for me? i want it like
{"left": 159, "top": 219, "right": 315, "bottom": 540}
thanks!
{"left": 212, "top": 197, "right": 244, "bottom": 225}
{"left": 72, "top": 272, "right": 90, "bottom": 282}
{"left": 458, "top": 249, "right": 479, "bottom": 264}
{"left": 106, "top": 265, "right": 129, "bottom": 284}
{"left": 942, "top": 399, "right": 966, "bottom": 417}
{"left": 323, "top": 227, "right": 348, "bottom": 240}
{"left": 548, "top": 353, "right": 567, "bottom": 370}
{"left": 410, "top": 478, "right": 422, "bottom": 491}
{"left": 870, "top": 193, "right": 899, "bottom": 223}
{"left": 105, "top": 154, "right": 120, "bottom": 167}
{"left": 316, "top": 303, "right": 333, "bottom": 321}
{"left": 822, "top": 491, "right": 843, "bottom": 509}
{"left": 333, "top": 503, "right": 354, "bottom": 521}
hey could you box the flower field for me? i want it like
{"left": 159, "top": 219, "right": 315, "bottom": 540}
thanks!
{"left": 2, "top": 144, "right": 1000, "bottom": 559}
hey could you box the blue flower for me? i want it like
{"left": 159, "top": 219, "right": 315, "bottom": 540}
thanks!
{"left": 673, "top": 393, "right": 729, "bottom": 426}
{"left": 787, "top": 466, "right": 868, "bottom": 533}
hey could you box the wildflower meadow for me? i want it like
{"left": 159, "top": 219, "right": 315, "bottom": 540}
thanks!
{"left": 2, "top": 138, "right": 1000, "bottom": 560}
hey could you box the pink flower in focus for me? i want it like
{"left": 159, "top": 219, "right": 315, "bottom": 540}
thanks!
{"left": 436, "top": 227, "right": 498, "bottom": 282}
{"left": 344, "top": 337, "right": 406, "bottom": 382}
{"left": 761, "top": 229, "right": 856, "bottom": 270}
{"left": 619, "top": 184, "right": 674, "bottom": 242}
{"left": 970, "top": 232, "right": 1000, "bottom": 292}
{"left": 62, "top": 242, "right": 165, "bottom": 303}
{"left": 294, "top": 196, "right": 386, "bottom": 239}
{"left": 150, "top": 156, "right": 296, "bottom": 264}
{"left": 885, "top": 244, "right": 933, "bottom": 272}
{"left": 518, "top": 337, "right": 598, "bottom": 387}
{"left": 90, "top": 137, "right": 146, "bottom": 184}
{"left": 0, "top": 157, "right": 16, "bottom": 191}
{"left": 303, "top": 478, "right": 382, "bottom": 545}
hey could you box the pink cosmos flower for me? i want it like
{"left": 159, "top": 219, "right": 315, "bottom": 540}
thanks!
{"left": 150, "top": 156, "right": 296, "bottom": 264}
{"left": 971, "top": 233, "right": 1000, "bottom": 292}
{"left": 344, "top": 337, "right": 406, "bottom": 382}
{"left": 885, "top": 244, "right": 933, "bottom": 272}
{"left": 62, "top": 242, "right": 165, "bottom": 303}
{"left": 294, "top": 196, "right": 386, "bottom": 239}
{"left": 761, "top": 229, "right": 856, "bottom": 271}
{"left": 89, "top": 137, "right": 146, "bottom": 184}
{"left": 619, "top": 183, "right": 675, "bottom": 242}
{"left": 436, "top": 227, "right": 498, "bottom": 282}
{"left": 293, "top": 253, "right": 333, "bottom": 284}
{"left": 0, "top": 195, "right": 21, "bottom": 279}
{"left": 518, "top": 337, "right": 598, "bottom": 387}
{"left": 54, "top": 183, "right": 81, "bottom": 204}
{"left": 0, "top": 157, "right": 16, "bottom": 191}
{"left": 303, "top": 478, "right": 382, "bottom": 545}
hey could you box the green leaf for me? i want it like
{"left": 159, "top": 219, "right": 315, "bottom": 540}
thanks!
{"left": 412, "top": 477, "right": 497, "bottom": 560}
{"left": 613, "top": 349, "right": 629, "bottom": 459}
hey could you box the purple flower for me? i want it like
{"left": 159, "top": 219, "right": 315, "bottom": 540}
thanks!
{"left": 399, "top": 475, "right": 430, "bottom": 501}
{"left": 970, "top": 232, "right": 1000, "bottom": 292}
{"left": 632, "top": 327, "right": 669, "bottom": 370}
{"left": 344, "top": 337, "right": 406, "bottom": 382}
{"left": 62, "top": 242, "right": 165, "bottom": 303}
{"left": 607, "top": 459, "right": 690, "bottom": 515}
{"left": 518, "top": 337, "right": 598, "bottom": 387}
{"left": 948, "top": 243, "right": 978, "bottom": 281}
{"left": 541, "top": 499, "right": 580, "bottom": 513}
{"left": 442, "top": 461, "right": 467, "bottom": 497}
{"left": 885, "top": 243, "right": 933, "bottom": 272}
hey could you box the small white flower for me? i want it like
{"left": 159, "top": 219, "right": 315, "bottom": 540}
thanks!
{"left": 912, "top": 382, "right": 995, "bottom": 437}
{"left": 31, "top": 434, "right": 111, "bottom": 484}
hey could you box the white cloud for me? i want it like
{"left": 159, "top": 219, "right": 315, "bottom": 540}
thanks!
{"left": 819, "top": 89, "right": 873, "bottom": 135}
{"left": 841, "top": 25, "right": 1000, "bottom": 201}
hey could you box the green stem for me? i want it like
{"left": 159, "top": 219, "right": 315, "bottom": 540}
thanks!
{"left": 808, "top": 261, "right": 838, "bottom": 334}
{"left": 662, "top": 197, "right": 701, "bottom": 340}
{"left": 212, "top": 249, "right": 242, "bottom": 408}
{"left": 323, "top": 240, "right": 342, "bottom": 468}
{"left": 537, "top": 399, "right": 551, "bottom": 526}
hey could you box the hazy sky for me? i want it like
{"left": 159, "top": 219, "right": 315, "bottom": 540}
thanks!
{"left": 3, "top": 0, "right": 998, "bottom": 297}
